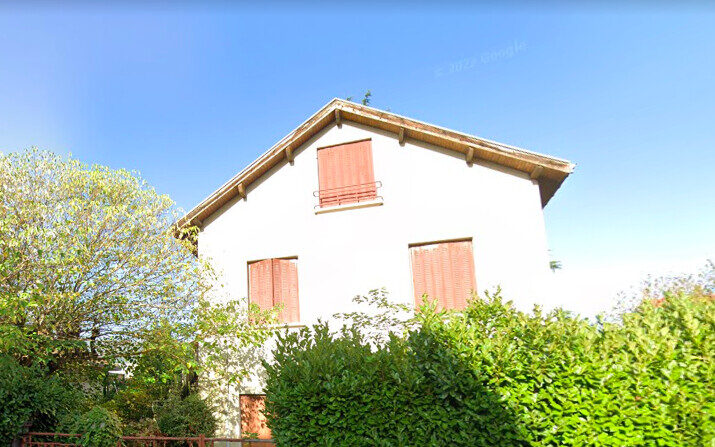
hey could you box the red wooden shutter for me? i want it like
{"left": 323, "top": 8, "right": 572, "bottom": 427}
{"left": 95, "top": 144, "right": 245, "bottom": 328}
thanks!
{"left": 271, "top": 258, "right": 300, "bottom": 323}
{"left": 450, "top": 241, "right": 476, "bottom": 310}
{"left": 248, "top": 259, "right": 274, "bottom": 312}
{"left": 317, "top": 140, "right": 376, "bottom": 207}
{"left": 412, "top": 247, "right": 429, "bottom": 307}
{"left": 411, "top": 240, "right": 476, "bottom": 310}
{"left": 240, "top": 395, "right": 273, "bottom": 446}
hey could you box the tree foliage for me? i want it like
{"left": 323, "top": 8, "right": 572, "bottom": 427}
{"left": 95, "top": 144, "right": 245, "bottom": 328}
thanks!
{"left": 0, "top": 148, "right": 207, "bottom": 373}
{"left": 332, "top": 288, "right": 414, "bottom": 344}
{"left": 609, "top": 260, "right": 714, "bottom": 320}
{"left": 0, "top": 149, "right": 275, "bottom": 437}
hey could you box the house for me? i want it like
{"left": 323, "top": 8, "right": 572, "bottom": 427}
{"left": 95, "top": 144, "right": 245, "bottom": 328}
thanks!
{"left": 178, "top": 98, "right": 574, "bottom": 437}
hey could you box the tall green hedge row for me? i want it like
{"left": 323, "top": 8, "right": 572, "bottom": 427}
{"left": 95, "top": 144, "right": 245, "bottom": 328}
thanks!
{"left": 263, "top": 293, "right": 714, "bottom": 446}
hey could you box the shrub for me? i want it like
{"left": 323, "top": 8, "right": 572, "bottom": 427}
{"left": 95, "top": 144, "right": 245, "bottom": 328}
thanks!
{"left": 0, "top": 356, "right": 83, "bottom": 445}
{"left": 156, "top": 394, "right": 217, "bottom": 437}
{"left": 263, "top": 322, "right": 526, "bottom": 446}
{"left": 103, "top": 386, "right": 158, "bottom": 427}
{"left": 123, "top": 418, "right": 162, "bottom": 437}
{"left": 68, "top": 406, "right": 122, "bottom": 447}
{"left": 263, "top": 292, "right": 715, "bottom": 446}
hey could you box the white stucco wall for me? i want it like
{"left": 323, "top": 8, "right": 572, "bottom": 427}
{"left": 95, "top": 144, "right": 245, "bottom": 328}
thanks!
{"left": 198, "top": 121, "right": 554, "bottom": 436}
{"left": 199, "top": 121, "right": 552, "bottom": 323}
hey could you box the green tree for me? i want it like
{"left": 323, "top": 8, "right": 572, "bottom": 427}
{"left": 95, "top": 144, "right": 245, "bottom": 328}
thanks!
{"left": 0, "top": 149, "right": 273, "bottom": 388}
{"left": 607, "top": 259, "right": 713, "bottom": 321}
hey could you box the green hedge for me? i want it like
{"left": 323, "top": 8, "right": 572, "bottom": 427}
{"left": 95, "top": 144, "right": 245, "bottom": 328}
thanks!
{"left": 263, "top": 293, "right": 714, "bottom": 446}
{"left": 0, "top": 356, "right": 83, "bottom": 445}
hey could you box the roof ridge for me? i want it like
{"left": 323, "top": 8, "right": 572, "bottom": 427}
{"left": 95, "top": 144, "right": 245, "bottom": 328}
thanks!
{"left": 333, "top": 98, "right": 574, "bottom": 166}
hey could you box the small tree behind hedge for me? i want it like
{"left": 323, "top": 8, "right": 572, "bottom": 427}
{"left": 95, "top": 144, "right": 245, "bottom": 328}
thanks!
{"left": 263, "top": 290, "right": 714, "bottom": 446}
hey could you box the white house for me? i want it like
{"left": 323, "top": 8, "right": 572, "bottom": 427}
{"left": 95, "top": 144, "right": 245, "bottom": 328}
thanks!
{"left": 178, "top": 98, "right": 574, "bottom": 437}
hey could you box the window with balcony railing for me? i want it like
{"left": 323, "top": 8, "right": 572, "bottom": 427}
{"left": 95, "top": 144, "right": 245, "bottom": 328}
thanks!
{"left": 316, "top": 139, "right": 380, "bottom": 208}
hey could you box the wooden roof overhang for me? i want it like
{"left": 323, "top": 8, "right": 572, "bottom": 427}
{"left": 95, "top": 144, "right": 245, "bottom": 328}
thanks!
{"left": 176, "top": 98, "right": 575, "bottom": 229}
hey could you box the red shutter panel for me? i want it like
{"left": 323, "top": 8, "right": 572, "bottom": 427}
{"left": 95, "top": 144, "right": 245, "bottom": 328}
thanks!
{"left": 317, "top": 140, "right": 376, "bottom": 207}
{"left": 317, "top": 146, "right": 337, "bottom": 203}
{"left": 240, "top": 395, "right": 274, "bottom": 446}
{"left": 437, "top": 243, "right": 450, "bottom": 309}
{"left": 248, "top": 259, "right": 274, "bottom": 312}
{"left": 448, "top": 241, "right": 476, "bottom": 310}
{"left": 352, "top": 139, "right": 377, "bottom": 201}
{"left": 410, "top": 241, "right": 476, "bottom": 310}
{"left": 411, "top": 247, "right": 428, "bottom": 307}
{"left": 411, "top": 244, "right": 446, "bottom": 309}
{"left": 317, "top": 146, "right": 340, "bottom": 207}
{"left": 271, "top": 258, "right": 300, "bottom": 323}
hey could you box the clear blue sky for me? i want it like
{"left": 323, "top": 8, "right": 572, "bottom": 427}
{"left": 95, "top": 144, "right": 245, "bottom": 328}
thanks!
{"left": 1, "top": 3, "right": 713, "bottom": 314}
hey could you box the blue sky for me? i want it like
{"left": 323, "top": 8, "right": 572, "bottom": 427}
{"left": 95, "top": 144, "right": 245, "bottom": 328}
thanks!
{"left": 1, "top": 4, "right": 713, "bottom": 315}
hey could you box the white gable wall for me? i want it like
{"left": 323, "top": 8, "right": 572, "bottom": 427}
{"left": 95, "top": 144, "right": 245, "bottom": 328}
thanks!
{"left": 199, "top": 121, "right": 553, "bottom": 323}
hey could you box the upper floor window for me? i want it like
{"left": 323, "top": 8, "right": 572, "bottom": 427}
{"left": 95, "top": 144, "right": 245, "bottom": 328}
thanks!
{"left": 409, "top": 239, "right": 476, "bottom": 311}
{"left": 316, "top": 139, "right": 379, "bottom": 208}
{"left": 248, "top": 257, "right": 300, "bottom": 323}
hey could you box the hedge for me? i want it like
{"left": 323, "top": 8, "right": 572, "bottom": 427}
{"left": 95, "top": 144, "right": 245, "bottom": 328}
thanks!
{"left": 263, "top": 292, "right": 714, "bottom": 446}
{"left": 0, "top": 356, "right": 83, "bottom": 445}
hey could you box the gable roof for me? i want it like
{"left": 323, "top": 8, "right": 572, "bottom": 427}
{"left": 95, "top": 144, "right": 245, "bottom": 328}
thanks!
{"left": 177, "top": 98, "right": 575, "bottom": 228}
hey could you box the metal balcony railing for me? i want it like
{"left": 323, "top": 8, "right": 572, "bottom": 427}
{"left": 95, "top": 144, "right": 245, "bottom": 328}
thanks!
{"left": 314, "top": 181, "right": 382, "bottom": 208}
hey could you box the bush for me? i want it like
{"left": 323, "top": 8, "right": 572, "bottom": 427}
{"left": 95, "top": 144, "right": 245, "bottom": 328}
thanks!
{"left": 124, "top": 418, "right": 162, "bottom": 437}
{"left": 67, "top": 406, "right": 122, "bottom": 447}
{"left": 103, "top": 386, "right": 157, "bottom": 427}
{"left": 263, "top": 292, "right": 715, "bottom": 446}
{"left": 263, "top": 322, "right": 526, "bottom": 446}
{"left": 0, "top": 356, "right": 83, "bottom": 445}
{"left": 437, "top": 292, "right": 714, "bottom": 445}
{"left": 156, "top": 394, "right": 217, "bottom": 437}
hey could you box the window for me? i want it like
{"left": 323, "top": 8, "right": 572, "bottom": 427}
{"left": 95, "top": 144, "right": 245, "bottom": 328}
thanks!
{"left": 248, "top": 258, "right": 299, "bottom": 323}
{"left": 409, "top": 239, "right": 476, "bottom": 311}
{"left": 316, "top": 139, "right": 378, "bottom": 207}
{"left": 240, "top": 394, "right": 273, "bottom": 445}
